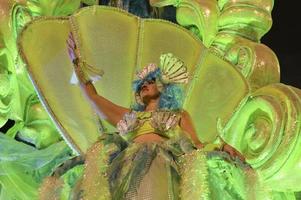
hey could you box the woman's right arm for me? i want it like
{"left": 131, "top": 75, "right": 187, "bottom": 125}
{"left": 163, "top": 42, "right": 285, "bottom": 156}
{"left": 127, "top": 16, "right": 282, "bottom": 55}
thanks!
{"left": 77, "top": 76, "right": 130, "bottom": 127}
{"left": 68, "top": 32, "right": 129, "bottom": 126}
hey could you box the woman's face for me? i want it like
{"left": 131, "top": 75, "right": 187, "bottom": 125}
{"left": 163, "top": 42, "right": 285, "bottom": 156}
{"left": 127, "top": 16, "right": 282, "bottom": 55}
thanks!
{"left": 139, "top": 79, "right": 160, "bottom": 102}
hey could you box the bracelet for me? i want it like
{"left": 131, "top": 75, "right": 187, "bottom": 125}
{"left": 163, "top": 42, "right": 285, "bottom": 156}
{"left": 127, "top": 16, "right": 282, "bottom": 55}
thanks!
{"left": 72, "top": 58, "right": 92, "bottom": 84}
{"left": 213, "top": 135, "right": 226, "bottom": 151}
{"left": 72, "top": 57, "right": 79, "bottom": 65}
{"left": 72, "top": 57, "right": 103, "bottom": 85}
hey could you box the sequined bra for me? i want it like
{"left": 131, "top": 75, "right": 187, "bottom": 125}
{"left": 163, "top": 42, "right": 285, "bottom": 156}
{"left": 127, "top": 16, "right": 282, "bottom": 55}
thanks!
{"left": 117, "top": 110, "right": 182, "bottom": 141}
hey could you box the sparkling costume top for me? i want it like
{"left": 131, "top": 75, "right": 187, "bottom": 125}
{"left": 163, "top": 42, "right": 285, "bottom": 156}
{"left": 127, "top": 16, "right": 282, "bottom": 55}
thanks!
{"left": 117, "top": 110, "right": 182, "bottom": 141}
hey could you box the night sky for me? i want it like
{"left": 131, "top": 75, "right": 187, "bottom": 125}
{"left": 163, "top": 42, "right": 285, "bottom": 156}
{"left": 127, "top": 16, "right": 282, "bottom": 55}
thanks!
{"left": 261, "top": 1, "right": 301, "bottom": 88}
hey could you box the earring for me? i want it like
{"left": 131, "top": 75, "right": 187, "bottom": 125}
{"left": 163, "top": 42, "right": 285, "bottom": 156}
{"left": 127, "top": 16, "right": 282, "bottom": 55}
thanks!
{"left": 135, "top": 93, "right": 144, "bottom": 106}
{"left": 156, "top": 80, "right": 164, "bottom": 92}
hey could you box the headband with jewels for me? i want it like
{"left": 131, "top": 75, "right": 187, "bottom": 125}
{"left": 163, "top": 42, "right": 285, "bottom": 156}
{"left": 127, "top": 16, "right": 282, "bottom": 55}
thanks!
{"left": 132, "top": 53, "right": 189, "bottom": 94}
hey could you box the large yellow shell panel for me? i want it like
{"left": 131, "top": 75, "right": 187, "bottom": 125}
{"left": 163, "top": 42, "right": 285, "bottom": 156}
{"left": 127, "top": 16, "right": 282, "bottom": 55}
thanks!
{"left": 19, "top": 19, "right": 99, "bottom": 154}
{"left": 72, "top": 7, "right": 139, "bottom": 109}
{"left": 71, "top": 7, "right": 140, "bottom": 134}
{"left": 184, "top": 51, "right": 249, "bottom": 142}
{"left": 19, "top": 6, "right": 248, "bottom": 154}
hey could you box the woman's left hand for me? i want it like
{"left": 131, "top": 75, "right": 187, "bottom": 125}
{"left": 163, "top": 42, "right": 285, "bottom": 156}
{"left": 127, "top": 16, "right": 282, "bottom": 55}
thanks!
{"left": 67, "top": 32, "right": 79, "bottom": 62}
{"left": 221, "top": 143, "right": 245, "bottom": 162}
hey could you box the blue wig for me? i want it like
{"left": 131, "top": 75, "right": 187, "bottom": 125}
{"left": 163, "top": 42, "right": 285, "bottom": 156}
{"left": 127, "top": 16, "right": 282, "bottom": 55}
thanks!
{"left": 132, "top": 68, "right": 161, "bottom": 93}
{"left": 157, "top": 84, "right": 184, "bottom": 111}
{"left": 131, "top": 68, "right": 185, "bottom": 111}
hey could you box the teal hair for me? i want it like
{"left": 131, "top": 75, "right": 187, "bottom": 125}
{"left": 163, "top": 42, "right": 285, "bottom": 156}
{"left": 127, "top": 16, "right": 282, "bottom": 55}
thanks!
{"left": 158, "top": 83, "right": 184, "bottom": 111}
{"left": 131, "top": 70, "right": 185, "bottom": 111}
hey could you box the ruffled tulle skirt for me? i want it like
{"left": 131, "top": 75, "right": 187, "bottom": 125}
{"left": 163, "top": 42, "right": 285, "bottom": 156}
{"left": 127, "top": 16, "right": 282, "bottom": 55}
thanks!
{"left": 40, "top": 133, "right": 260, "bottom": 200}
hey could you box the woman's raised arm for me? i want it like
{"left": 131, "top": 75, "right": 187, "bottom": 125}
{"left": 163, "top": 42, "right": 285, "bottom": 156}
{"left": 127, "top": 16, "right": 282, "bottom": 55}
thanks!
{"left": 78, "top": 81, "right": 129, "bottom": 126}
{"left": 67, "top": 32, "right": 129, "bottom": 126}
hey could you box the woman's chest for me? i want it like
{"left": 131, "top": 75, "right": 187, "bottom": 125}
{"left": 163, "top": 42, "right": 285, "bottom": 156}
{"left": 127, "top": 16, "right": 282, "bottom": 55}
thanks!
{"left": 117, "top": 110, "right": 182, "bottom": 139}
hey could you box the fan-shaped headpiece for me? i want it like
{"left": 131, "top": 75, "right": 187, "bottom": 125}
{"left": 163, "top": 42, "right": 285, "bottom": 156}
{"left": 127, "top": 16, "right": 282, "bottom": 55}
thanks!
{"left": 132, "top": 53, "right": 189, "bottom": 94}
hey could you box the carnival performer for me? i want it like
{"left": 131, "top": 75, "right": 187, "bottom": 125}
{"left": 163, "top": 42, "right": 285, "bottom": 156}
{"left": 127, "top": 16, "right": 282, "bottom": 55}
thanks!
{"left": 39, "top": 32, "right": 257, "bottom": 200}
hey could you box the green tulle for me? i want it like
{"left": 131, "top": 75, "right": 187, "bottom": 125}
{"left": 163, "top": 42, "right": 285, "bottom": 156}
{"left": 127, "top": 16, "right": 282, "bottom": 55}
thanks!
{"left": 59, "top": 165, "right": 85, "bottom": 200}
{"left": 37, "top": 133, "right": 263, "bottom": 200}
{"left": 0, "top": 134, "right": 73, "bottom": 200}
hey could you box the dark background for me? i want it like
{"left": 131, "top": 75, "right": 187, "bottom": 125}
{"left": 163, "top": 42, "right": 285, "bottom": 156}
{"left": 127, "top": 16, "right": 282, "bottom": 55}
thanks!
{"left": 261, "top": 1, "right": 301, "bottom": 88}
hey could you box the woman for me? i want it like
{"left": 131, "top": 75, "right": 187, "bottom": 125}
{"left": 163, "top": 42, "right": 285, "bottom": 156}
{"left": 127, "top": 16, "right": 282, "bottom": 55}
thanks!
{"left": 39, "top": 33, "right": 254, "bottom": 200}
{"left": 67, "top": 32, "right": 244, "bottom": 158}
